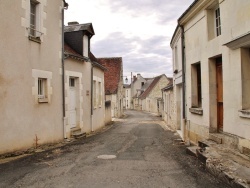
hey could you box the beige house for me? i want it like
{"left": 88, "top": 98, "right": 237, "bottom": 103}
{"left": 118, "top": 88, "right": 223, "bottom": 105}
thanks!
{"left": 139, "top": 74, "right": 170, "bottom": 114}
{"left": 162, "top": 83, "right": 175, "bottom": 130}
{"left": 98, "top": 57, "right": 124, "bottom": 118}
{"left": 170, "top": 26, "right": 185, "bottom": 138}
{"left": 131, "top": 74, "right": 147, "bottom": 110}
{"left": 64, "top": 22, "right": 106, "bottom": 138}
{"left": 174, "top": 0, "right": 250, "bottom": 153}
{"left": 123, "top": 84, "right": 131, "bottom": 109}
{"left": 0, "top": 0, "right": 68, "bottom": 154}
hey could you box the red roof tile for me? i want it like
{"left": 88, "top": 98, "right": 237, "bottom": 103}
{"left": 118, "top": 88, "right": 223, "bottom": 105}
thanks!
{"left": 97, "top": 57, "right": 122, "bottom": 95}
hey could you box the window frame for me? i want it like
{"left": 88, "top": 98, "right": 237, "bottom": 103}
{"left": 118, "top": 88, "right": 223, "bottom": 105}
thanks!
{"left": 215, "top": 7, "right": 221, "bottom": 36}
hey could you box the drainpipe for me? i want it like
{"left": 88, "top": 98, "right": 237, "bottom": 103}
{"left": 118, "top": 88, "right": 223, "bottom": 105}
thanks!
{"left": 180, "top": 25, "right": 188, "bottom": 142}
{"left": 62, "top": 3, "right": 68, "bottom": 139}
{"left": 180, "top": 25, "right": 186, "bottom": 120}
{"left": 91, "top": 62, "right": 94, "bottom": 132}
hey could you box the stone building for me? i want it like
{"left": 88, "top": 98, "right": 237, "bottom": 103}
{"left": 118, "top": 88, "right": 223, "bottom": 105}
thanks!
{"left": 172, "top": 0, "right": 250, "bottom": 153}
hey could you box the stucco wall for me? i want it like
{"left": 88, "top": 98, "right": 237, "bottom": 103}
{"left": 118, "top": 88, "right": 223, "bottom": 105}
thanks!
{"left": 92, "top": 67, "right": 105, "bottom": 131}
{"left": 64, "top": 58, "right": 92, "bottom": 136}
{"left": 0, "top": 0, "right": 64, "bottom": 154}
{"left": 182, "top": 0, "right": 250, "bottom": 147}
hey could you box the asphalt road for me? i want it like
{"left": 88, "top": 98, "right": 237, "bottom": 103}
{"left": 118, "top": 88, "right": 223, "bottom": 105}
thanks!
{"left": 0, "top": 110, "right": 229, "bottom": 188}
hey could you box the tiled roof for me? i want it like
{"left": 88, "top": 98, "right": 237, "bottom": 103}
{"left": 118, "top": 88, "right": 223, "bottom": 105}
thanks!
{"left": 64, "top": 42, "right": 87, "bottom": 61}
{"left": 162, "top": 79, "right": 173, "bottom": 91}
{"left": 64, "top": 23, "right": 94, "bottom": 35}
{"left": 90, "top": 52, "right": 107, "bottom": 71}
{"left": 64, "top": 42, "right": 82, "bottom": 56}
{"left": 139, "top": 74, "right": 167, "bottom": 99}
{"left": 98, "top": 57, "right": 122, "bottom": 95}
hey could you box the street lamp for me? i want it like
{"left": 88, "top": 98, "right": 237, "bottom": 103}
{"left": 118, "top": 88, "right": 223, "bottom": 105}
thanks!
{"left": 122, "top": 76, "right": 128, "bottom": 83}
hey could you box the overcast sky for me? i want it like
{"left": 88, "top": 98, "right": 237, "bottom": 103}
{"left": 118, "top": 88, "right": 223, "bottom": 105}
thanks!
{"left": 65, "top": 0, "right": 194, "bottom": 82}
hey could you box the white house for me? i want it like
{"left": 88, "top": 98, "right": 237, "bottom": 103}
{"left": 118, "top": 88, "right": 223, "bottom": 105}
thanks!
{"left": 173, "top": 0, "right": 250, "bottom": 154}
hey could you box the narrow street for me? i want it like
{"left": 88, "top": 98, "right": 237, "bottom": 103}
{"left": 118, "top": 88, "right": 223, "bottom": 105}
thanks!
{"left": 0, "top": 110, "right": 229, "bottom": 188}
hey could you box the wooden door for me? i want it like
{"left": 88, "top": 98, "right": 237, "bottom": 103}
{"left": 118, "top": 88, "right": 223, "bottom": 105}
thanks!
{"left": 216, "top": 61, "right": 223, "bottom": 132}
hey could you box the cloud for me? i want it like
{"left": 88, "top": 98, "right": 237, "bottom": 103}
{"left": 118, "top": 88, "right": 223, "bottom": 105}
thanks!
{"left": 65, "top": 0, "right": 194, "bottom": 80}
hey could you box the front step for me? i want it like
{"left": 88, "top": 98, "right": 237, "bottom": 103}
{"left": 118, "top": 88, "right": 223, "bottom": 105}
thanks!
{"left": 70, "top": 127, "right": 86, "bottom": 139}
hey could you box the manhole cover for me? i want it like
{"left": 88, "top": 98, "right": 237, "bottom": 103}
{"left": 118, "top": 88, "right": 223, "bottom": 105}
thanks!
{"left": 97, "top": 155, "right": 117, "bottom": 160}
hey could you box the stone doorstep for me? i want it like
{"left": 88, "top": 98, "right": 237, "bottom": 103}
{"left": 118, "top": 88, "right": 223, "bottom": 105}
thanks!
{"left": 186, "top": 142, "right": 250, "bottom": 188}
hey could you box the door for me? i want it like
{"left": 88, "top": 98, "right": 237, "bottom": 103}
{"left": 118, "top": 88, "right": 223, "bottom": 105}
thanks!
{"left": 216, "top": 60, "right": 223, "bottom": 132}
{"left": 69, "top": 78, "right": 76, "bottom": 128}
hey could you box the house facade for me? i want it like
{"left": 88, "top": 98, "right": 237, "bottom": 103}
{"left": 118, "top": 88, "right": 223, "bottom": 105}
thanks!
{"left": 175, "top": 0, "right": 250, "bottom": 153}
{"left": 162, "top": 83, "right": 175, "bottom": 130}
{"left": 64, "top": 22, "right": 106, "bottom": 137}
{"left": 170, "top": 26, "right": 185, "bottom": 138}
{"left": 139, "top": 74, "right": 170, "bottom": 114}
{"left": 123, "top": 84, "right": 131, "bottom": 109}
{"left": 0, "top": 0, "right": 67, "bottom": 154}
{"left": 98, "top": 57, "right": 124, "bottom": 118}
{"left": 131, "top": 74, "right": 147, "bottom": 110}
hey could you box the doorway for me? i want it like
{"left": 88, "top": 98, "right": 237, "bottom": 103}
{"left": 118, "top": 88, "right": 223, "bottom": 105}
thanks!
{"left": 216, "top": 58, "right": 223, "bottom": 132}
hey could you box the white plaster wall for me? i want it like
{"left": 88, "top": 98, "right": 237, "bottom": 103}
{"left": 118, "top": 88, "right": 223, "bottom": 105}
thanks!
{"left": 0, "top": 0, "right": 64, "bottom": 154}
{"left": 183, "top": 0, "right": 250, "bottom": 141}
{"left": 92, "top": 67, "right": 105, "bottom": 131}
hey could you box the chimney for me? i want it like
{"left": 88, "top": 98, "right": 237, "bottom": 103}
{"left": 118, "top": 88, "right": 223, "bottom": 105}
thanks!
{"left": 68, "top": 21, "right": 79, "bottom": 25}
{"left": 133, "top": 75, "right": 136, "bottom": 81}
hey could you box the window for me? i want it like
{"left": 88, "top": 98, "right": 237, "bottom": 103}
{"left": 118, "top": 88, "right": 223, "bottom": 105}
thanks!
{"left": 215, "top": 7, "right": 221, "bottom": 36}
{"left": 174, "top": 46, "right": 178, "bottom": 71}
{"left": 29, "top": 0, "right": 42, "bottom": 42}
{"left": 141, "top": 82, "right": 144, "bottom": 87}
{"left": 93, "top": 80, "right": 96, "bottom": 108}
{"left": 241, "top": 48, "right": 250, "bottom": 110}
{"left": 191, "top": 62, "right": 202, "bottom": 108}
{"left": 98, "top": 82, "right": 101, "bottom": 106}
{"left": 38, "top": 78, "right": 47, "bottom": 102}
{"left": 126, "top": 90, "right": 128, "bottom": 97}
{"left": 69, "top": 78, "right": 75, "bottom": 87}
{"left": 83, "top": 35, "right": 89, "bottom": 57}
{"left": 207, "top": 3, "right": 221, "bottom": 40}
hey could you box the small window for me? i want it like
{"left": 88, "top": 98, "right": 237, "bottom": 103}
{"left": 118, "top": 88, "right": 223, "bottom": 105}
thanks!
{"left": 215, "top": 7, "right": 221, "bottom": 36}
{"left": 93, "top": 80, "right": 97, "bottom": 108}
{"left": 191, "top": 63, "right": 202, "bottom": 108}
{"left": 69, "top": 78, "right": 75, "bottom": 87}
{"left": 38, "top": 78, "right": 47, "bottom": 100}
{"left": 98, "top": 82, "right": 101, "bottom": 106}
{"left": 141, "top": 82, "right": 144, "bottom": 87}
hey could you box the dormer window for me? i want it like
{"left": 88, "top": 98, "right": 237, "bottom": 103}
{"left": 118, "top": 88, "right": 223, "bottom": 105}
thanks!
{"left": 83, "top": 35, "right": 89, "bottom": 57}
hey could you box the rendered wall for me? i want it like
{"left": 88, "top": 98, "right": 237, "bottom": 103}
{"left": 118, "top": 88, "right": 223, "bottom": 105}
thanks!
{"left": 0, "top": 0, "right": 64, "bottom": 154}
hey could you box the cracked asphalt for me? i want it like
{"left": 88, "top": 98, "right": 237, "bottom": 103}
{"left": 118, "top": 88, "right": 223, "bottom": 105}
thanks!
{"left": 0, "top": 110, "right": 230, "bottom": 188}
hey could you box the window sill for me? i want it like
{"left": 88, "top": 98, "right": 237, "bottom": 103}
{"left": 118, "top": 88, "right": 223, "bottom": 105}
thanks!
{"left": 29, "top": 35, "right": 41, "bottom": 43}
{"left": 38, "top": 98, "right": 48, "bottom": 103}
{"left": 189, "top": 107, "right": 203, "bottom": 115}
{"left": 239, "top": 110, "right": 250, "bottom": 119}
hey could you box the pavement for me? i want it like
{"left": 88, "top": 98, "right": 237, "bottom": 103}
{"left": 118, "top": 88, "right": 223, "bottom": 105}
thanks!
{"left": 0, "top": 110, "right": 229, "bottom": 188}
{"left": 186, "top": 139, "right": 250, "bottom": 188}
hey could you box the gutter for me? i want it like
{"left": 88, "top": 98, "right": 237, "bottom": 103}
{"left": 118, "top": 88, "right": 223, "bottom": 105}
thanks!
{"left": 90, "top": 61, "right": 94, "bottom": 132}
{"left": 180, "top": 25, "right": 186, "bottom": 120}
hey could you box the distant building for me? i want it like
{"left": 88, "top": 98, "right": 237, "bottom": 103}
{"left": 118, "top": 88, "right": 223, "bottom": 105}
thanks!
{"left": 123, "top": 84, "right": 131, "bottom": 109}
